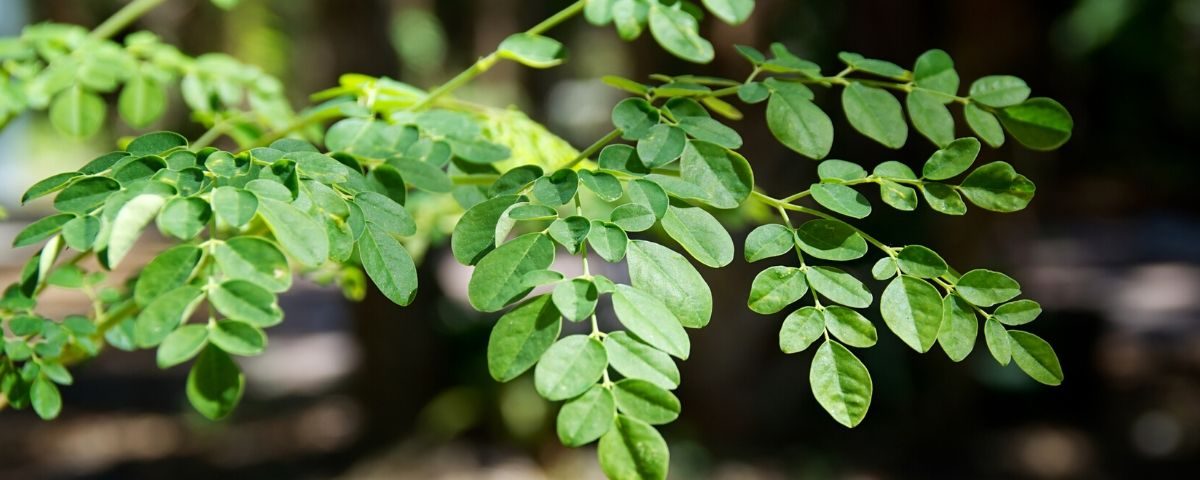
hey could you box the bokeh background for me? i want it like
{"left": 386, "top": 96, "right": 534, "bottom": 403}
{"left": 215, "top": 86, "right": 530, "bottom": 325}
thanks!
{"left": 2, "top": 0, "right": 1199, "bottom": 478}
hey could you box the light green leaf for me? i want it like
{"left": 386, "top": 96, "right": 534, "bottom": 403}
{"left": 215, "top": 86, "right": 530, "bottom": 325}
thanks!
{"left": 913, "top": 49, "right": 959, "bottom": 97}
{"left": 186, "top": 345, "right": 245, "bottom": 420}
{"left": 823, "top": 306, "right": 877, "bottom": 348}
{"left": 613, "top": 379, "right": 680, "bottom": 425}
{"left": 359, "top": 225, "right": 418, "bottom": 306}
{"left": 391, "top": 156, "right": 452, "bottom": 193}
{"left": 157, "top": 197, "right": 211, "bottom": 240}
{"left": 610, "top": 203, "right": 656, "bottom": 232}
{"left": 959, "top": 162, "right": 1035, "bottom": 212}
{"left": 157, "top": 324, "right": 209, "bottom": 369}
{"left": 810, "top": 183, "right": 871, "bottom": 219}
{"left": 612, "top": 98, "right": 660, "bottom": 140}
{"left": 553, "top": 278, "right": 599, "bottom": 322}
{"left": 1008, "top": 330, "right": 1064, "bottom": 385}
{"left": 907, "top": 91, "right": 954, "bottom": 147}
{"left": 626, "top": 240, "right": 712, "bottom": 329}
{"left": 534, "top": 335, "right": 608, "bottom": 401}
{"left": 984, "top": 317, "right": 1011, "bottom": 365}
{"left": 810, "top": 340, "right": 872, "bottom": 428}
{"left": 355, "top": 191, "right": 416, "bottom": 236}
{"left": 938, "top": 294, "right": 978, "bottom": 362}
{"left": 676, "top": 141, "right": 754, "bottom": 209}
{"left": 531, "top": 169, "right": 579, "bottom": 206}
{"left": 452, "top": 194, "right": 521, "bottom": 265}
{"left": 209, "top": 320, "right": 266, "bottom": 357}
{"left": 627, "top": 179, "right": 669, "bottom": 219}
{"left": 557, "top": 385, "right": 615, "bottom": 447}
{"left": 744, "top": 223, "right": 793, "bottom": 263}
{"left": 921, "top": 183, "right": 967, "bottom": 215}
{"left": 780, "top": 306, "right": 825, "bottom": 354}
{"left": 468, "top": 233, "right": 556, "bottom": 312}
{"left": 955, "top": 269, "right": 1020, "bottom": 307}
{"left": 969, "top": 75, "right": 1030, "bottom": 108}
{"left": 806, "top": 266, "right": 872, "bottom": 309}
{"left": 585, "top": 0, "right": 617, "bottom": 25}
{"left": 605, "top": 331, "right": 680, "bottom": 390}
{"left": 135, "top": 286, "right": 205, "bottom": 348}
{"left": 795, "top": 219, "right": 867, "bottom": 261}
{"left": 31, "top": 375, "right": 62, "bottom": 420}
{"left": 922, "top": 137, "right": 981, "bottom": 180}
{"left": 212, "top": 237, "right": 291, "bottom": 293}
{"left": 599, "top": 415, "right": 669, "bottom": 480}
{"left": 677, "top": 116, "right": 742, "bottom": 148}
{"left": 747, "top": 266, "right": 808, "bottom": 315}
{"left": 965, "top": 103, "right": 1004, "bottom": 148}
{"left": 636, "top": 124, "right": 686, "bottom": 168}
{"left": 128, "top": 132, "right": 188, "bottom": 156}
{"left": 661, "top": 204, "right": 733, "bottom": 268}
{"left": 993, "top": 299, "right": 1042, "bottom": 326}
{"left": 498, "top": 33, "right": 566, "bottom": 68}
{"left": 487, "top": 295, "right": 562, "bottom": 382}
{"left": 119, "top": 73, "right": 167, "bottom": 128}
{"left": 766, "top": 88, "right": 833, "bottom": 159}
{"left": 871, "top": 256, "right": 898, "bottom": 280}
{"left": 212, "top": 187, "right": 258, "bottom": 227}
{"left": 50, "top": 86, "right": 105, "bottom": 138}
{"left": 612, "top": 284, "right": 690, "bottom": 359}
{"left": 257, "top": 197, "right": 329, "bottom": 267}
{"left": 549, "top": 216, "right": 591, "bottom": 253}
{"left": 107, "top": 194, "right": 166, "bottom": 267}
{"left": 896, "top": 245, "right": 948, "bottom": 278}
{"left": 135, "top": 245, "right": 203, "bottom": 306}
{"left": 817, "top": 159, "right": 868, "bottom": 182}
{"left": 879, "top": 180, "right": 918, "bottom": 211}
{"left": 588, "top": 220, "right": 629, "bottom": 262}
{"left": 838, "top": 52, "right": 909, "bottom": 80}
{"left": 842, "top": 82, "right": 907, "bottom": 149}
{"left": 879, "top": 275, "right": 943, "bottom": 352}
{"left": 997, "top": 98, "right": 1073, "bottom": 151}
{"left": 648, "top": 2, "right": 714, "bottom": 63}
{"left": 488, "top": 165, "right": 543, "bottom": 197}
{"left": 701, "top": 0, "right": 754, "bottom": 24}
{"left": 209, "top": 280, "right": 283, "bottom": 327}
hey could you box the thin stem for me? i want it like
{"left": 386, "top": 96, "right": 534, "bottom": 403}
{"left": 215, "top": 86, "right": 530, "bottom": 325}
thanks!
{"left": 559, "top": 129, "right": 622, "bottom": 170}
{"left": 191, "top": 122, "right": 227, "bottom": 151}
{"left": 89, "top": 0, "right": 167, "bottom": 40}
{"left": 752, "top": 191, "right": 896, "bottom": 256}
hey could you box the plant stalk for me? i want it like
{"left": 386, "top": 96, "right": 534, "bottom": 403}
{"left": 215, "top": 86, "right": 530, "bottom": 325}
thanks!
{"left": 89, "top": 0, "right": 167, "bottom": 40}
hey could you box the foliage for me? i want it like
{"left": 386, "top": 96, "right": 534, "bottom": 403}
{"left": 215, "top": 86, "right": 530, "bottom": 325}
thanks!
{"left": 0, "top": 0, "right": 1072, "bottom": 478}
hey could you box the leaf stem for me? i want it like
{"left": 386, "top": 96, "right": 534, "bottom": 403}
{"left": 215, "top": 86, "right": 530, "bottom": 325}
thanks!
{"left": 558, "top": 129, "right": 622, "bottom": 170}
{"left": 89, "top": 0, "right": 167, "bottom": 41}
{"left": 752, "top": 190, "right": 895, "bottom": 255}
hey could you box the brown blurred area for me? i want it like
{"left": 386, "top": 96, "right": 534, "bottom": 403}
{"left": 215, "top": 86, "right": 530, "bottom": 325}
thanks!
{"left": 1, "top": 0, "right": 1199, "bottom": 479}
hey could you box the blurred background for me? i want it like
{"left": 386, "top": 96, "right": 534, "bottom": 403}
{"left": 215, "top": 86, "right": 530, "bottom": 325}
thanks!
{"left": 1, "top": 0, "right": 1199, "bottom": 478}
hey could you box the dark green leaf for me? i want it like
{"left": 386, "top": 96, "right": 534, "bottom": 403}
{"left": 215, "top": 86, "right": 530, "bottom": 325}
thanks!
{"left": 13, "top": 214, "right": 73, "bottom": 248}
{"left": 531, "top": 169, "right": 579, "bottom": 206}
{"left": 767, "top": 88, "right": 833, "bottom": 159}
{"left": 907, "top": 91, "right": 954, "bottom": 147}
{"left": 842, "top": 82, "right": 907, "bottom": 148}
{"left": 209, "top": 280, "right": 282, "bottom": 327}
{"left": 549, "top": 216, "right": 591, "bottom": 253}
{"left": 817, "top": 159, "right": 867, "bottom": 182}
{"left": 922, "top": 137, "right": 981, "bottom": 181}
{"left": 610, "top": 203, "right": 656, "bottom": 232}
{"left": 810, "top": 183, "right": 871, "bottom": 219}
{"left": 997, "top": 98, "right": 1073, "bottom": 151}
{"left": 209, "top": 320, "right": 266, "bottom": 357}
{"left": 21, "top": 172, "right": 79, "bottom": 204}
{"left": 54, "top": 177, "right": 119, "bottom": 213}
{"left": 135, "top": 286, "right": 205, "bottom": 348}
{"left": 553, "top": 278, "right": 599, "bottom": 322}
{"left": 31, "top": 375, "right": 62, "bottom": 420}
{"left": 579, "top": 170, "right": 624, "bottom": 202}
{"left": 157, "top": 324, "right": 208, "bottom": 369}
{"left": 157, "top": 197, "right": 211, "bottom": 240}
{"left": 452, "top": 194, "right": 521, "bottom": 265}
{"left": 921, "top": 183, "right": 967, "bottom": 215}
{"left": 958, "top": 162, "right": 1035, "bottom": 212}
{"left": 359, "top": 225, "right": 418, "bottom": 306}
{"left": 135, "top": 245, "right": 203, "bottom": 306}
{"left": 588, "top": 220, "right": 628, "bottom": 262}
{"left": 186, "top": 345, "right": 245, "bottom": 420}
{"left": 780, "top": 306, "right": 825, "bottom": 354}
{"left": 257, "top": 197, "right": 329, "bottom": 267}
{"left": 468, "top": 233, "right": 556, "bottom": 312}
{"left": 912, "top": 49, "right": 959, "bottom": 97}
{"left": 612, "top": 98, "right": 660, "bottom": 140}
{"left": 896, "top": 245, "right": 948, "bottom": 278}
{"left": 212, "top": 237, "right": 291, "bottom": 293}
{"left": 636, "top": 124, "right": 686, "bottom": 168}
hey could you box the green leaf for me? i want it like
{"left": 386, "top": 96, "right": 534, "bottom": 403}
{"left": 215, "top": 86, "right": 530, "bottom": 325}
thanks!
{"left": 108, "top": 194, "right": 167, "bottom": 267}
{"left": 661, "top": 204, "right": 733, "bottom": 268}
{"left": 186, "top": 345, "right": 245, "bottom": 420}
{"left": 135, "top": 286, "right": 205, "bottom": 348}
{"left": 810, "top": 340, "right": 872, "bottom": 428}
{"left": 610, "top": 203, "right": 656, "bottom": 232}
{"left": 938, "top": 294, "right": 978, "bottom": 362}
{"left": 12, "top": 214, "right": 73, "bottom": 248}
{"left": 824, "top": 306, "right": 877, "bottom": 348}
{"left": 896, "top": 245, "right": 948, "bottom": 278}
{"left": 842, "top": 82, "right": 907, "bottom": 148}
{"left": 50, "top": 86, "right": 105, "bottom": 138}
{"left": 993, "top": 299, "right": 1041, "bottom": 326}
{"left": 209, "top": 280, "right": 283, "bottom": 327}
{"left": 157, "top": 324, "right": 209, "bottom": 369}
{"left": 585, "top": 0, "right": 617, "bottom": 25}
{"left": 959, "top": 162, "right": 1035, "bottom": 212}
{"left": 599, "top": 415, "right": 670, "bottom": 480}
{"left": 489, "top": 165, "right": 543, "bottom": 197}
{"left": 955, "top": 269, "right": 1020, "bottom": 307}
{"left": 557, "top": 385, "right": 615, "bottom": 447}
{"left": 10, "top": 315, "right": 44, "bottom": 336}
{"left": 984, "top": 317, "right": 1011, "bottom": 365}
{"left": 873, "top": 160, "right": 917, "bottom": 180}
{"left": 588, "top": 220, "right": 629, "bottom": 262}
{"left": 766, "top": 88, "right": 833, "bottom": 159}
{"left": 879, "top": 275, "right": 943, "bottom": 352}
{"left": 648, "top": 2, "right": 714, "bottom": 63}
{"left": 54, "top": 176, "right": 120, "bottom": 213}
{"left": 391, "top": 157, "right": 452, "bottom": 193}
{"left": 22, "top": 172, "right": 80, "bottom": 204}
{"left": 212, "top": 186, "right": 258, "bottom": 228}
{"left": 498, "top": 33, "right": 565, "bottom": 68}
{"left": 553, "top": 278, "right": 599, "bottom": 322}
{"left": 744, "top": 224, "right": 793, "bottom": 263}
{"left": 355, "top": 191, "right": 415, "bottom": 236}
{"left": 158, "top": 197, "right": 212, "bottom": 240}
{"left": 817, "top": 159, "right": 867, "bottom": 182}
{"left": 912, "top": 49, "right": 959, "bottom": 97}
{"left": 906, "top": 91, "right": 954, "bottom": 147}
{"left": 837, "top": 52, "right": 909, "bottom": 80}
{"left": 965, "top": 103, "right": 1004, "bottom": 148}
{"left": 747, "top": 266, "right": 808, "bottom": 315}
{"left": 997, "top": 98, "right": 1073, "bottom": 150}
{"left": 209, "top": 320, "right": 266, "bottom": 357}
{"left": 795, "top": 219, "right": 868, "bottom": 261}
{"left": 31, "top": 375, "right": 62, "bottom": 420}
{"left": 806, "top": 266, "right": 872, "bottom": 309}
{"left": 549, "top": 216, "right": 591, "bottom": 253}
{"left": 921, "top": 183, "right": 967, "bottom": 215}
{"left": 810, "top": 183, "right": 871, "bottom": 219}
{"left": 452, "top": 194, "right": 521, "bottom": 265}
{"left": 468, "top": 233, "right": 556, "bottom": 312}
{"left": 119, "top": 73, "right": 167, "bottom": 128}
{"left": 612, "top": 98, "right": 661, "bottom": 140}
{"left": 534, "top": 335, "right": 608, "bottom": 401}
{"left": 780, "top": 306, "right": 825, "bottom": 354}
{"left": 599, "top": 144, "right": 649, "bottom": 176}
{"left": 579, "top": 170, "right": 624, "bottom": 202}
{"left": 636, "top": 124, "right": 686, "bottom": 168}
{"left": 531, "top": 169, "right": 579, "bottom": 206}
{"left": 488, "top": 295, "right": 562, "bottom": 382}
{"left": 212, "top": 237, "right": 291, "bottom": 293}
{"left": 922, "top": 137, "right": 981, "bottom": 180}
{"left": 701, "top": 0, "right": 754, "bottom": 24}
{"left": 627, "top": 179, "right": 669, "bottom": 219}
{"left": 879, "top": 180, "right": 918, "bottom": 211}
{"left": 359, "top": 225, "right": 418, "bottom": 306}
{"left": 40, "top": 362, "right": 73, "bottom": 385}
{"left": 676, "top": 141, "right": 754, "bottom": 209}
{"left": 626, "top": 240, "right": 712, "bottom": 329}
{"left": 737, "top": 82, "right": 769, "bottom": 103}
{"left": 289, "top": 151, "right": 351, "bottom": 184}
{"left": 257, "top": 197, "right": 329, "bottom": 267}
{"left": 612, "top": 285, "right": 690, "bottom": 359}
{"left": 59, "top": 215, "right": 98, "bottom": 251}
{"left": 677, "top": 116, "right": 742, "bottom": 149}
{"left": 128, "top": 132, "right": 188, "bottom": 156}
{"left": 135, "top": 245, "right": 203, "bottom": 306}
{"left": 605, "top": 331, "right": 680, "bottom": 390}
{"left": 1007, "top": 330, "right": 1063, "bottom": 385}
{"left": 969, "top": 75, "right": 1030, "bottom": 108}
{"left": 613, "top": 379, "right": 680, "bottom": 425}
{"left": 871, "top": 256, "right": 898, "bottom": 280}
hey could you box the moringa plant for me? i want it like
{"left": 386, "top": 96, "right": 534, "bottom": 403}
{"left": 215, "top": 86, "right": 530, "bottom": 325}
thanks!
{"left": 0, "top": 0, "right": 1073, "bottom": 478}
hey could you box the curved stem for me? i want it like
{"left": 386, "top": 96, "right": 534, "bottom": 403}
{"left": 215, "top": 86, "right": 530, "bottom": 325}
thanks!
{"left": 752, "top": 191, "right": 896, "bottom": 255}
{"left": 89, "top": 0, "right": 167, "bottom": 40}
{"left": 558, "top": 129, "right": 622, "bottom": 170}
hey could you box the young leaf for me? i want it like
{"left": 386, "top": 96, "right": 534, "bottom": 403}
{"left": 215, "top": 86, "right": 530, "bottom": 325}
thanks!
{"left": 780, "top": 306, "right": 825, "bottom": 354}
{"left": 468, "top": 232, "right": 556, "bottom": 312}
{"left": 605, "top": 331, "right": 680, "bottom": 390}
{"left": 842, "top": 83, "right": 907, "bottom": 149}
{"left": 1007, "top": 330, "right": 1064, "bottom": 385}
{"left": 186, "top": 345, "right": 245, "bottom": 420}
{"left": 557, "top": 385, "right": 615, "bottom": 447}
{"left": 359, "top": 225, "right": 418, "bottom": 306}
{"left": 534, "top": 335, "right": 608, "bottom": 401}
{"left": 212, "top": 187, "right": 258, "bottom": 227}
{"left": 810, "top": 183, "right": 871, "bottom": 219}
{"left": 498, "top": 33, "right": 566, "bottom": 68}
{"left": 921, "top": 183, "right": 967, "bottom": 215}
{"left": 677, "top": 116, "right": 742, "bottom": 149}
{"left": 626, "top": 240, "right": 712, "bottom": 329}
{"left": 627, "top": 179, "right": 669, "bottom": 219}
{"left": 612, "top": 284, "right": 690, "bottom": 359}
{"left": 598, "top": 415, "right": 670, "bottom": 480}
{"left": 955, "top": 269, "right": 1020, "bottom": 307}
{"left": 817, "top": 159, "right": 868, "bottom": 182}
{"left": 806, "top": 266, "right": 873, "bottom": 308}
{"left": 648, "top": 2, "right": 714, "bottom": 63}
{"left": 879, "top": 180, "right": 918, "bottom": 211}
{"left": 795, "top": 219, "right": 868, "bottom": 261}
{"left": 913, "top": 49, "right": 959, "bottom": 97}
{"left": 906, "top": 91, "right": 954, "bottom": 147}
{"left": 157, "top": 324, "right": 209, "bottom": 369}
{"left": 871, "top": 256, "right": 899, "bottom": 280}
{"left": 119, "top": 73, "right": 167, "bottom": 128}
{"left": 661, "top": 204, "right": 734, "bottom": 268}
{"left": 531, "top": 169, "right": 579, "bottom": 206}
{"left": 747, "top": 266, "right": 808, "bottom": 315}
{"left": 938, "top": 294, "right": 978, "bottom": 362}
{"left": 488, "top": 295, "right": 562, "bottom": 382}
{"left": 744, "top": 224, "right": 794, "bottom": 263}
{"left": 549, "top": 216, "right": 591, "bottom": 253}
{"left": 613, "top": 379, "right": 680, "bottom": 425}
{"left": 922, "top": 137, "right": 981, "bottom": 180}
{"left": 677, "top": 141, "right": 754, "bottom": 209}
{"left": 610, "top": 203, "right": 656, "bottom": 232}
{"left": 838, "top": 52, "right": 909, "bottom": 80}
{"left": 810, "top": 340, "right": 872, "bottom": 428}
{"left": 579, "top": 170, "right": 624, "bottom": 202}
{"left": 701, "top": 0, "right": 754, "bottom": 24}
{"left": 823, "top": 306, "right": 878, "bottom": 348}
{"left": 767, "top": 88, "right": 833, "bottom": 159}
{"left": 879, "top": 275, "right": 943, "bottom": 352}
